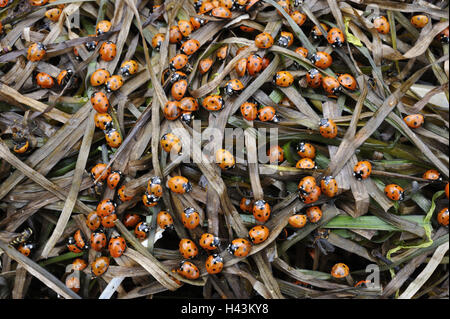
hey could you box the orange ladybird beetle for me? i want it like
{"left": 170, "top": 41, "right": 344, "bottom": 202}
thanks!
{"left": 151, "top": 33, "right": 165, "bottom": 51}
{"left": 240, "top": 197, "right": 254, "bottom": 213}
{"left": 311, "top": 23, "right": 329, "bottom": 40}
{"left": 291, "top": 11, "right": 307, "bottom": 27}
{"left": 306, "top": 68, "right": 323, "bottom": 88}
{"left": 179, "top": 239, "right": 199, "bottom": 259}
{"left": 319, "top": 118, "right": 338, "bottom": 139}
{"left": 321, "top": 176, "right": 338, "bottom": 197}
{"left": 211, "top": 6, "right": 232, "bottom": 19}
{"left": 56, "top": 69, "right": 74, "bottom": 87}
{"left": 171, "top": 79, "right": 188, "bottom": 101}
{"left": 215, "top": 148, "right": 235, "bottom": 170}
{"left": 277, "top": 31, "right": 294, "bottom": 48}
{"left": 276, "top": 0, "right": 290, "bottom": 16}
{"left": 85, "top": 34, "right": 98, "bottom": 51}
{"left": 373, "top": 16, "right": 390, "bottom": 34}
{"left": 255, "top": 32, "right": 274, "bottom": 49}
{"left": 123, "top": 213, "right": 141, "bottom": 228}
{"left": 118, "top": 185, "right": 133, "bottom": 202}
{"left": 252, "top": 199, "right": 271, "bottom": 222}
{"left": 248, "top": 225, "right": 270, "bottom": 244}
{"left": 224, "top": 79, "right": 245, "bottom": 96}
{"left": 135, "top": 222, "right": 151, "bottom": 240}
{"left": 85, "top": 211, "right": 101, "bottom": 231}
{"left": 299, "top": 185, "right": 321, "bottom": 204}
{"left": 90, "top": 68, "right": 110, "bottom": 87}
{"left": 67, "top": 237, "right": 82, "bottom": 253}
{"left": 235, "top": 58, "right": 247, "bottom": 77}
{"left": 73, "top": 229, "right": 88, "bottom": 250}
{"left": 384, "top": 184, "right": 404, "bottom": 201}
{"left": 45, "top": 8, "right": 62, "bottom": 22}
{"left": 202, "top": 95, "right": 224, "bottom": 111}
{"left": 423, "top": 169, "right": 441, "bottom": 181}
{"left": 91, "top": 256, "right": 110, "bottom": 277}
{"left": 403, "top": 114, "right": 424, "bottom": 129}
{"left": 65, "top": 275, "right": 80, "bottom": 293}
{"left": 169, "top": 26, "right": 183, "bottom": 44}
{"left": 109, "top": 236, "right": 126, "bottom": 258}
{"left": 267, "top": 145, "right": 284, "bottom": 164}
{"left": 157, "top": 211, "right": 174, "bottom": 230}
{"left": 273, "top": 70, "right": 294, "bottom": 87}
{"left": 247, "top": 54, "right": 263, "bottom": 76}
{"left": 147, "top": 176, "right": 163, "bottom": 198}
{"left": 106, "top": 170, "right": 122, "bottom": 189}
{"left": 338, "top": 73, "right": 357, "bottom": 91}
{"left": 90, "top": 230, "right": 107, "bottom": 252}
{"left": 94, "top": 112, "right": 113, "bottom": 131}
{"left": 13, "top": 139, "right": 29, "bottom": 154}
{"left": 205, "top": 254, "right": 224, "bottom": 274}
{"left": 327, "top": 27, "right": 345, "bottom": 48}
{"left": 178, "top": 260, "right": 200, "bottom": 279}
{"left": 27, "top": 42, "right": 46, "bottom": 62}
{"left": 181, "top": 207, "right": 200, "bottom": 229}
{"left": 96, "top": 199, "right": 116, "bottom": 217}
{"left": 331, "top": 263, "right": 349, "bottom": 279}
{"left": 322, "top": 76, "right": 341, "bottom": 96}
{"left": 0, "top": 0, "right": 10, "bottom": 7}
{"left": 216, "top": 45, "right": 228, "bottom": 60}
{"left": 99, "top": 41, "right": 117, "bottom": 62}
{"left": 227, "top": 238, "right": 252, "bottom": 257}
{"left": 180, "top": 97, "right": 199, "bottom": 112}
{"left": 105, "top": 75, "right": 124, "bottom": 93}
{"left": 167, "top": 175, "right": 192, "bottom": 194}
{"left": 295, "top": 47, "right": 309, "bottom": 59}
{"left": 96, "top": 20, "right": 112, "bottom": 35}
{"left": 142, "top": 192, "right": 159, "bottom": 207}
{"left": 199, "top": 58, "right": 214, "bottom": 74}
{"left": 437, "top": 27, "right": 449, "bottom": 44}
{"left": 169, "top": 54, "right": 189, "bottom": 72}
{"left": 119, "top": 60, "right": 139, "bottom": 76}
{"left": 310, "top": 51, "right": 333, "bottom": 69}
{"left": 298, "top": 176, "right": 317, "bottom": 195}
{"left": 258, "top": 106, "right": 279, "bottom": 122}
{"left": 90, "top": 163, "right": 111, "bottom": 183}
{"left": 306, "top": 206, "right": 322, "bottom": 223}
{"left": 35, "top": 72, "right": 55, "bottom": 89}
{"left": 161, "top": 133, "right": 182, "bottom": 154}
{"left": 72, "top": 258, "right": 88, "bottom": 271}
{"left": 180, "top": 39, "right": 201, "bottom": 56}
{"left": 445, "top": 183, "right": 449, "bottom": 199}
{"left": 296, "top": 142, "right": 316, "bottom": 159}
{"left": 163, "top": 100, "right": 182, "bottom": 121}
{"left": 199, "top": 233, "right": 220, "bottom": 251}
{"left": 178, "top": 20, "right": 193, "bottom": 37}
{"left": 437, "top": 207, "right": 449, "bottom": 227}
{"left": 101, "top": 212, "right": 118, "bottom": 228}
{"left": 353, "top": 161, "right": 372, "bottom": 180}
{"left": 288, "top": 214, "right": 307, "bottom": 228}
{"left": 411, "top": 15, "right": 429, "bottom": 28}
{"left": 90, "top": 91, "right": 110, "bottom": 113}
{"left": 296, "top": 158, "right": 316, "bottom": 169}
{"left": 240, "top": 101, "right": 258, "bottom": 121}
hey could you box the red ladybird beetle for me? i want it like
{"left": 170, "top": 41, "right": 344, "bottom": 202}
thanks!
{"left": 106, "top": 170, "right": 122, "bottom": 189}
{"left": 101, "top": 213, "right": 118, "bottom": 228}
{"left": 215, "top": 148, "right": 236, "bottom": 170}
{"left": 35, "top": 72, "right": 55, "bottom": 89}
{"left": 310, "top": 51, "right": 333, "bottom": 69}
{"left": 288, "top": 214, "right": 307, "bottom": 228}
{"left": 178, "top": 20, "right": 194, "bottom": 37}
{"left": 321, "top": 176, "right": 338, "bottom": 197}
{"left": 353, "top": 161, "right": 372, "bottom": 180}
{"left": 180, "top": 39, "right": 201, "bottom": 56}
{"left": 322, "top": 76, "right": 341, "bottom": 97}
{"left": 90, "top": 163, "right": 111, "bottom": 183}
{"left": 211, "top": 6, "right": 232, "bottom": 19}
{"left": 202, "top": 95, "right": 224, "bottom": 111}
{"left": 27, "top": 42, "right": 46, "bottom": 62}
{"left": 96, "top": 20, "right": 112, "bottom": 35}
{"left": 108, "top": 236, "right": 127, "bottom": 258}
{"left": 90, "top": 91, "right": 110, "bottom": 113}
{"left": 403, "top": 114, "right": 424, "bottom": 129}
{"left": 161, "top": 133, "right": 182, "bottom": 154}
{"left": 67, "top": 237, "right": 82, "bottom": 253}
{"left": 240, "top": 197, "right": 254, "bottom": 213}
{"left": 298, "top": 176, "right": 317, "bottom": 195}
{"left": 227, "top": 238, "right": 252, "bottom": 257}
{"left": 90, "top": 68, "right": 110, "bottom": 87}
{"left": 142, "top": 192, "right": 159, "bottom": 207}
{"left": 171, "top": 79, "right": 188, "bottom": 101}
{"left": 99, "top": 41, "right": 117, "bottom": 62}
{"left": 306, "top": 206, "right": 322, "bottom": 223}
{"left": 85, "top": 211, "right": 101, "bottom": 231}
{"left": 246, "top": 54, "right": 263, "bottom": 76}
{"left": 90, "top": 230, "right": 107, "bottom": 252}
{"left": 56, "top": 69, "right": 74, "bottom": 87}
{"left": 299, "top": 185, "right": 321, "bottom": 203}
{"left": 373, "top": 16, "right": 390, "bottom": 34}
{"left": 105, "top": 75, "right": 124, "bottom": 92}
{"left": 248, "top": 225, "right": 270, "bottom": 244}
{"left": 423, "top": 169, "right": 441, "bottom": 181}
{"left": 319, "top": 118, "right": 338, "bottom": 139}
{"left": 338, "top": 74, "right": 357, "bottom": 91}
{"left": 134, "top": 222, "right": 150, "bottom": 240}
{"left": 240, "top": 101, "right": 258, "bottom": 121}
{"left": 296, "top": 158, "right": 316, "bottom": 169}
{"left": 169, "top": 26, "right": 183, "bottom": 44}
{"left": 179, "top": 239, "right": 199, "bottom": 259}
{"left": 296, "top": 142, "right": 316, "bottom": 159}
{"left": 411, "top": 15, "right": 429, "bottom": 28}
{"left": 437, "top": 207, "right": 449, "bottom": 227}
{"left": 384, "top": 184, "right": 404, "bottom": 201}
{"left": 169, "top": 54, "right": 189, "bottom": 72}
{"left": 73, "top": 229, "right": 88, "bottom": 250}
{"left": 118, "top": 185, "right": 134, "bottom": 202}
{"left": 123, "top": 213, "right": 141, "bottom": 228}
{"left": 163, "top": 100, "right": 182, "bottom": 120}
{"left": 105, "top": 129, "right": 122, "bottom": 148}
{"left": 258, "top": 106, "right": 279, "bottom": 122}
{"left": 199, "top": 58, "right": 214, "bottom": 74}
{"left": 91, "top": 256, "right": 109, "bottom": 277}
{"left": 94, "top": 113, "right": 113, "bottom": 131}
{"left": 157, "top": 211, "right": 174, "bottom": 230}
{"left": 96, "top": 199, "right": 116, "bottom": 217}
{"left": 224, "top": 79, "right": 245, "bottom": 96}
{"left": 277, "top": 31, "right": 294, "bottom": 48}
{"left": 151, "top": 33, "right": 165, "bottom": 51}
{"left": 291, "top": 11, "right": 307, "bottom": 26}
{"left": 178, "top": 260, "right": 200, "bottom": 279}
{"left": 252, "top": 199, "right": 271, "bottom": 222}
{"left": 205, "top": 254, "right": 224, "bottom": 274}
{"left": 167, "top": 176, "right": 192, "bottom": 194}
{"left": 181, "top": 207, "right": 200, "bottom": 229}
{"left": 119, "top": 60, "right": 139, "bottom": 76}
{"left": 273, "top": 70, "right": 294, "bottom": 87}
{"left": 306, "top": 68, "right": 323, "bottom": 88}
{"left": 327, "top": 27, "right": 345, "bottom": 48}
{"left": 255, "top": 32, "right": 274, "bottom": 49}
{"left": 199, "top": 233, "right": 220, "bottom": 251}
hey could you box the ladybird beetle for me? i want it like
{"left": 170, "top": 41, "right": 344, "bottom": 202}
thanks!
{"left": 299, "top": 185, "right": 321, "bottom": 203}
{"left": 246, "top": 54, "right": 263, "bottom": 76}
{"left": 96, "top": 199, "right": 116, "bottom": 217}
{"left": 240, "top": 25, "right": 255, "bottom": 32}
{"left": 45, "top": 8, "right": 62, "bottom": 22}
{"left": 101, "top": 212, "right": 118, "bottom": 228}
{"left": 167, "top": 176, "right": 192, "bottom": 195}
{"left": 319, "top": 118, "right": 338, "bottom": 139}
{"left": 248, "top": 225, "right": 270, "bottom": 244}
{"left": 85, "top": 34, "right": 98, "bottom": 51}
{"left": 199, "top": 58, "right": 214, "bottom": 74}
{"left": 106, "top": 170, "right": 122, "bottom": 189}
{"left": 277, "top": 31, "right": 294, "bottom": 48}
{"left": 373, "top": 16, "right": 390, "bottom": 34}
{"left": 205, "top": 254, "right": 224, "bottom": 274}
{"left": 90, "top": 91, "right": 110, "bottom": 114}
{"left": 445, "top": 183, "right": 449, "bottom": 199}
{"left": 296, "top": 158, "right": 316, "bottom": 169}
{"left": 147, "top": 176, "right": 163, "bottom": 198}
{"left": 252, "top": 199, "right": 271, "bottom": 222}
{"left": 353, "top": 161, "right": 372, "bottom": 180}
{"left": 216, "top": 45, "right": 228, "bottom": 60}
{"left": 437, "top": 207, "right": 449, "bottom": 227}
{"left": 13, "top": 140, "right": 29, "bottom": 154}
{"left": 99, "top": 41, "right": 117, "bottom": 62}
{"left": 178, "top": 260, "right": 200, "bottom": 279}
{"left": 423, "top": 169, "right": 441, "bottom": 181}
{"left": 274, "top": 70, "right": 294, "bottom": 87}
{"left": 321, "top": 176, "right": 338, "bottom": 198}
{"left": 123, "top": 213, "right": 141, "bottom": 228}
{"left": 105, "top": 75, "right": 124, "bottom": 92}
{"left": 310, "top": 51, "right": 333, "bottom": 69}
{"left": 72, "top": 258, "right": 88, "bottom": 271}
{"left": 288, "top": 214, "right": 307, "bottom": 228}
{"left": 171, "top": 79, "right": 188, "bottom": 101}
{"left": 411, "top": 15, "right": 429, "bottom": 28}
{"left": 169, "top": 54, "right": 189, "bottom": 72}
{"left": 56, "top": 69, "right": 74, "bottom": 87}
{"left": 258, "top": 106, "right": 279, "bottom": 122}
{"left": 182, "top": 207, "right": 200, "bottom": 229}
{"left": 96, "top": 20, "right": 112, "bottom": 35}
{"left": 322, "top": 76, "right": 341, "bottom": 96}
{"left": 161, "top": 133, "right": 182, "bottom": 154}
{"left": 169, "top": 26, "right": 183, "bottom": 44}
{"left": 108, "top": 236, "right": 126, "bottom": 258}
{"left": 65, "top": 276, "right": 80, "bottom": 293}
{"left": 18, "top": 243, "right": 35, "bottom": 257}
{"left": 327, "top": 27, "right": 345, "bottom": 48}
{"left": 298, "top": 176, "right": 317, "bottom": 195}
{"left": 215, "top": 148, "right": 236, "bottom": 170}
{"left": 338, "top": 74, "right": 357, "bottom": 91}
{"left": 276, "top": 0, "right": 291, "bottom": 15}
{"left": 190, "top": 16, "right": 206, "bottom": 30}
{"left": 91, "top": 256, "right": 110, "bottom": 277}
{"left": 73, "top": 229, "right": 88, "bottom": 250}
{"left": 291, "top": 11, "right": 307, "bottom": 26}
{"left": 179, "top": 97, "right": 199, "bottom": 112}
{"left": 85, "top": 211, "right": 101, "bottom": 231}
{"left": 311, "top": 23, "right": 329, "bottom": 40}
{"left": 168, "top": 71, "right": 188, "bottom": 85}
{"left": 119, "top": 60, "right": 139, "bottom": 76}
{"left": 179, "top": 239, "right": 199, "bottom": 259}
{"left": 227, "top": 238, "right": 252, "bottom": 257}
{"left": 296, "top": 142, "right": 316, "bottom": 159}
{"left": 90, "top": 163, "right": 111, "bottom": 183}
{"left": 306, "top": 68, "right": 323, "bottom": 88}
{"left": 212, "top": 6, "right": 232, "bottom": 19}
{"left": 118, "top": 185, "right": 134, "bottom": 202}
{"left": 306, "top": 206, "right": 322, "bottom": 223}
{"left": 35, "top": 72, "right": 55, "bottom": 89}
{"left": 135, "top": 222, "right": 151, "bottom": 240}
{"left": 255, "top": 32, "right": 274, "bottom": 49}
{"left": 0, "top": 0, "right": 10, "bottom": 7}
{"left": 151, "top": 33, "right": 165, "bottom": 51}
{"left": 240, "top": 197, "right": 254, "bottom": 213}
{"left": 181, "top": 39, "right": 201, "bottom": 56}
{"left": 178, "top": 20, "right": 193, "bottom": 37}
{"left": 403, "top": 114, "right": 424, "bottom": 129}
{"left": 219, "top": 0, "right": 233, "bottom": 9}
{"left": 94, "top": 113, "right": 113, "bottom": 131}
{"left": 27, "top": 42, "right": 46, "bottom": 62}
{"left": 437, "top": 27, "right": 449, "bottom": 44}
{"left": 157, "top": 211, "right": 174, "bottom": 230}
{"left": 224, "top": 79, "right": 244, "bottom": 96}
{"left": 199, "top": 233, "right": 220, "bottom": 251}
{"left": 90, "top": 230, "right": 107, "bottom": 252}
{"left": 236, "top": 45, "right": 249, "bottom": 56}
{"left": 245, "top": 0, "right": 261, "bottom": 11}
{"left": 262, "top": 56, "right": 271, "bottom": 70}
{"left": 331, "top": 263, "right": 349, "bottom": 279}
{"left": 142, "top": 192, "right": 159, "bottom": 207}
{"left": 267, "top": 145, "right": 284, "bottom": 164}
{"left": 90, "top": 68, "right": 110, "bottom": 87}
{"left": 384, "top": 184, "right": 404, "bottom": 201}
{"left": 163, "top": 100, "right": 182, "bottom": 121}
{"left": 67, "top": 237, "right": 82, "bottom": 253}
{"left": 240, "top": 101, "right": 258, "bottom": 121}
{"left": 235, "top": 58, "right": 247, "bottom": 77}
{"left": 295, "top": 47, "right": 308, "bottom": 59}
{"left": 202, "top": 95, "right": 224, "bottom": 111}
